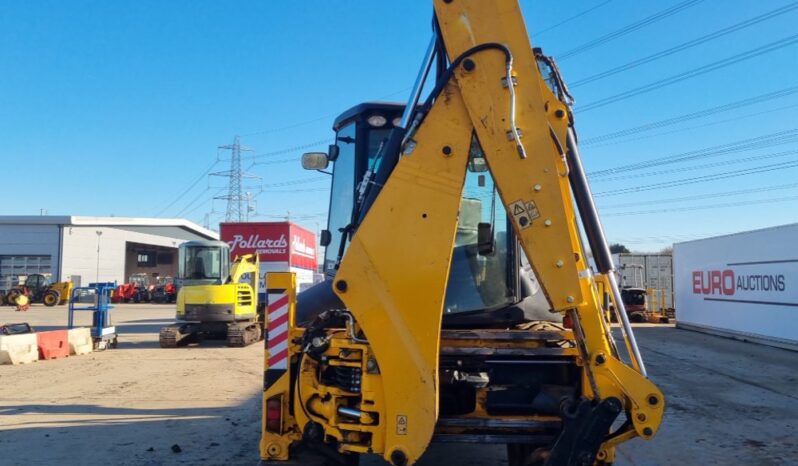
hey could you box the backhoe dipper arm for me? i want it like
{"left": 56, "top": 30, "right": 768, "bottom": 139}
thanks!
{"left": 432, "top": 0, "right": 664, "bottom": 454}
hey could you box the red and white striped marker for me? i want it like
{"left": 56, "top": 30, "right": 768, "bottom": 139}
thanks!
{"left": 267, "top": 292, "right": 289, "bottom": 370}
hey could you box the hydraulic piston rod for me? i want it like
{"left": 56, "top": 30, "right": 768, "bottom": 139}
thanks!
{"left": 565, "top": 128, "right": 647, "bottom": 376}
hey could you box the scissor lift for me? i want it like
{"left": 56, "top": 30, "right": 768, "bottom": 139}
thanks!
{"left": 68, "top": 283, "right": 118, "bottom": 350}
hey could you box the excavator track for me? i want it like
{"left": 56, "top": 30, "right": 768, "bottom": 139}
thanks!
{"left": 226, "top": 321, "right": 263, "bottom": 347}
{"left": 159, "top": 325, "right": 198, "bottom": 348}
{"left": 159, "top": 326, "right": 182, "bottom": 348}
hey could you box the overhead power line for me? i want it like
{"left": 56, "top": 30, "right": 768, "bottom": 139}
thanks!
{"left": 577, "top": 33, "right": 798, "bottom": 112}
{"left": 602, "top": 194, "right": 798, "bottom": 217}
{"left": 599, "top": 181, "right": 798, "bottom": 209}
{"left": 534, "top": 1, "right": 613, "bottom": 37}
{"left": 241, "top": 87, "right": 411, "bottom": 137}
{"left": 265, "top": 187, "right": 329, "bottom": 194}
{"left": 579, "top": 85, "right": 798, "bottom": 145}
{"left": 244, "top": 138, "right": 332, "bottom": 161}
{"left": 594, "top": 159, "right": 798, "bottom": 197}
{"left": 175, "top": 187, "right": 225, "bottom": 217}
{"left": 571, "top": 1, "right": 798, "bottom": 87}
{"left": 263, "top": 176, "right": 329, "bottom": 188}
{"left": 182, "top": 190, "right": 226, "bottom": 218}
{"left": 583, "top": 102, "right": 798, "bottom": 149}
{"left": 155, "top": 158, "right": 219, "bottom": 217}
{"left": 252, "top": 157, "right": 302, "bottom": 167}
{"left": 558, "top": 0, "right": 705, "bottom": 60}
{"left": 591, "top": 149, "right": 798, "bottom": 183}
{"left": 588, "top": 129, "right": 798, "bottom": 178}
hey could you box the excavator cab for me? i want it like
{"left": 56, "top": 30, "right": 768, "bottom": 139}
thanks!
{"left": 177, "top": 240, "right": 230, "bottom": 286}
{"left": 309, "top": 102, "right": 552, "bottom": 328}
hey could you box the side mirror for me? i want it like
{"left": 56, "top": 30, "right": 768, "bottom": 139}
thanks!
{"left": 320, "top": 229, "right": 332, "bottom": 247}
{"left": 477, "top": 222, "right": 495, "bottom": 256}
{"left": 327, "top": 144, "right": 340, "bottom": 161}
{"left": 302, "top": 152, "right": 330, "bottom": 170}
{"left": 468, "top": 156, "right": 488, "bottom": 173}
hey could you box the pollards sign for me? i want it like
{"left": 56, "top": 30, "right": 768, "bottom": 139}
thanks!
{"left": 220, "top": 222, "right": 317, "bottom": 269}
{"left": 229, "top": 233, "right": 289, "bottom": 256}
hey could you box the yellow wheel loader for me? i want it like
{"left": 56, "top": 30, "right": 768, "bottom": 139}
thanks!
{"left": 260, "top": 2, "right": 665, "bottom": 465}
{"left": 159, "top": 240, "right": 264, "bottom": 348}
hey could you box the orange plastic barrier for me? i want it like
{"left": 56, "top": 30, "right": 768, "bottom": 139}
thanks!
{"left": 37, "top": 330, "right": 69, "bottom": 360}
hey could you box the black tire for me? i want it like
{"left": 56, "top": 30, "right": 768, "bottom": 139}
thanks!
{"left": 507, "top": 444, "right": 548, "bottom": 466}
{"left": 6, "top": 289, "right": 22, "bottom": 305}
{"left": 507, "top": 444, "right": 531, "bottom": 466}
{"left": 43, "top": 290, "right": 60, "bottom": 307}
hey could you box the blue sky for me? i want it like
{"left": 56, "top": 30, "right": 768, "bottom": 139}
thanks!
{"left": 2, "top": 0, "right": 797, "bottom": 252}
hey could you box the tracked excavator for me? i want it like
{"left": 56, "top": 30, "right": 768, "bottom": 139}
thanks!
{"left": 259, "top": 1, "right": 665, "bottom": 465}
{"left": 159, "top": 240, "right": 264, "bottom": 347}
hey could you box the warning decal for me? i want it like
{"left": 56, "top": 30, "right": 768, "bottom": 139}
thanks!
{"left": 396, "top": 415, "right": 408, "bottom": 435}
{"left": 509, "top": 199, "right": 540, "bottom": 229}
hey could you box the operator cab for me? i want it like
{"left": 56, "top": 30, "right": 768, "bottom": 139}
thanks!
{"left": 177, "top": 240, "right": 231, "bottom": 287}
{"left": 302, "top": 101, "right": 553, "bottom": 327}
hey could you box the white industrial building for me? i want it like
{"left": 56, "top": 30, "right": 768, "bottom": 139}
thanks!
{"left": 0, "top": 216, "right": 218, "bottom": 289}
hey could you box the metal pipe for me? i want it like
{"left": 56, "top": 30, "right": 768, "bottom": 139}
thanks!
{"left": 338, "top": 406, "right": 362, "bottom": 419}
{"left": 398, "top": 34, "right": 438, "bottom": 129}
{"left": 565, "top": 128, "right": 647, "bottom": 376}
{"left": 607, "top": 272, "right": 646, "bottom": 375}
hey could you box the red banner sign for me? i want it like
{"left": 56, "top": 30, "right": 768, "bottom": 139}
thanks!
{"left": 220, "top": 222, "right": 317, "bottom": 270}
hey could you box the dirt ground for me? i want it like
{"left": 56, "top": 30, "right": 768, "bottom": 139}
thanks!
{"left": 1, "top": 304, "right": 796, "bottom": 465}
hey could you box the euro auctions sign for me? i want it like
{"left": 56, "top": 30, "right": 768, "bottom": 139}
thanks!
{"left": 674, "top": 224, "right": 798, "bottom": 347}
{"left": 691, "top": 269, "right": 787, "bottom": 298}
{"left": 220, "top": 222, "right": 317, "bottom": 270}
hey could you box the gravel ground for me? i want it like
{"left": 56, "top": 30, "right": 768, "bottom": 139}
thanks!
{"left": 1, "top": 304, "right": 796, "bottom": 465}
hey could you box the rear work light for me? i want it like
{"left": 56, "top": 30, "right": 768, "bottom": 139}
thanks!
{"left": 266, "top": 396, "right": 282, "bottom": 433}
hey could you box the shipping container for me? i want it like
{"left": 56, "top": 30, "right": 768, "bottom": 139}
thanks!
{"left": 673, "top": 223, "right": 798, "bottom": 351}
{"left": 612, "top": 253, "right": 674, "bottom": 309}
{"left": 219, "top": 222, "right": 317, "bottom": 292}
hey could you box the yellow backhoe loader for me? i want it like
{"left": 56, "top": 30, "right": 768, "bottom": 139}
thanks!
{"left": 159, "top": 240, "right": 264, "bottom": 347}
{"left": 260, "top": 2, "right": 665, "bottom": 465}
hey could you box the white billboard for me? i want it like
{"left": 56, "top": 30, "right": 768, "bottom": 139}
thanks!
{"left": 674, "top": 224, "right": 798, "bottom": 350}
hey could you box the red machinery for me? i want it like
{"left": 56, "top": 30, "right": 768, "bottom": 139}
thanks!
{"left": 114, "top": 273, "right": 151, "bottom": 303}
{"left": 150, "top": 276, "right": 176, "bottom": 304}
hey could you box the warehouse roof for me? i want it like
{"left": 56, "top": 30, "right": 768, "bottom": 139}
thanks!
{"left": 0, "top": 216, "right": 219, "bottom": 240}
